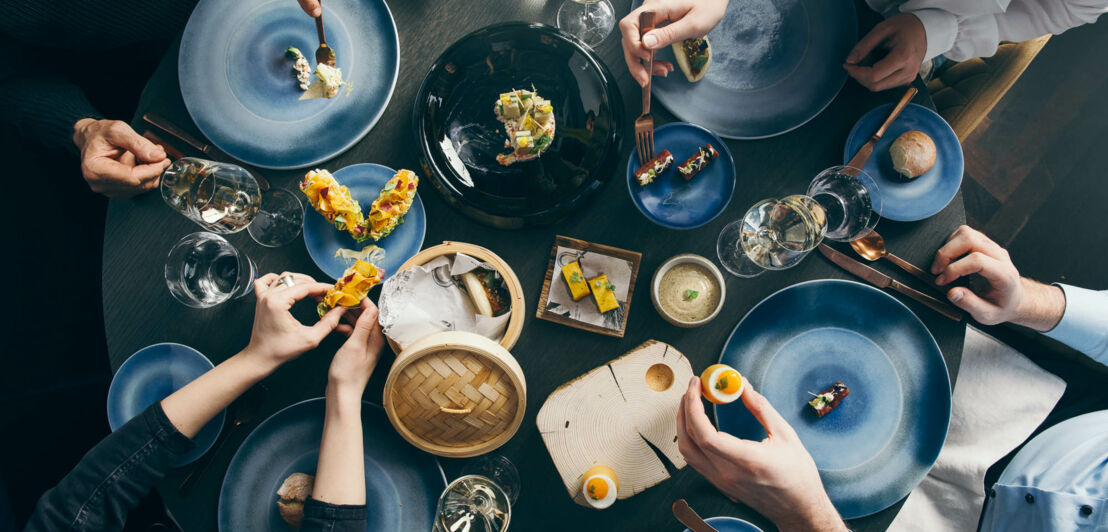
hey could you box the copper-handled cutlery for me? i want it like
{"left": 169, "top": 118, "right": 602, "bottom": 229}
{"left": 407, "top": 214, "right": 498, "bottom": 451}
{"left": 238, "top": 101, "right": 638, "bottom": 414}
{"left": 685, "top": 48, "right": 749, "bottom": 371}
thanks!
{"left": 314, "top": 0, "right": 336, "bottom": 67}
{"left": 673, "top": 499, "right": 719, "bottom": 532}
{"left": 843, "top": 86, "right": 917, "bottom": 175}
{"left": 142, "top": 113, "right": 270, "bottom": 191}
{"left": 634, "top": 10, "right": 656, "bottom": 166}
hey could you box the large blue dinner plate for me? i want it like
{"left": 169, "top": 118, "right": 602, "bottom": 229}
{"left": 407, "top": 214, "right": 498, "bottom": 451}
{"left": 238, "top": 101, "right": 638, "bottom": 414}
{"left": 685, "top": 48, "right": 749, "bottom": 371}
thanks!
{"left": 715, "top": 280, "right": 950, "bottom": 519}
{"left": 179, "top": 0, "right": 399, "bottom": 169}
{"left": 107, "top": 343, "right": 223, "bottom": 467}
{"left": 302, "top": 163, "right": 426, "bottom": 281}
{"left": 683, "top": 517, "right": 764, "bottom": 532}
{"left": 219, "top": 398, "right": 445, "bottom": 532}
{"left": 626, "top": 122, "right": 736, "bottom": 229}
{"left": 636, "top": 0, "right": 856, "bottom": 139}
{"left": 843, "top": 103, "right": 963, "bottom": 221}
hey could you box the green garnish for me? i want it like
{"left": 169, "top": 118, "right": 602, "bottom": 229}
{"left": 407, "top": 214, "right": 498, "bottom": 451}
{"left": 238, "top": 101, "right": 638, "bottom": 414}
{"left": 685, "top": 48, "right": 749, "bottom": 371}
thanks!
{"left": 685, "top": 289, "right": 699, "bottom": 301}
{"left": 587, "top": 484, "right": 595, "bottom": 495}
{"left": 285, "top": 47, "right": 302, "bottom": 59}
{"left": 715, "top": 376, "right": 729, "bottom": 391}
{"left": 382, "top": 181, "right": 397, "bottom": 192}
{"left": 569, "top": 271, "right": 584, "bottom": 283}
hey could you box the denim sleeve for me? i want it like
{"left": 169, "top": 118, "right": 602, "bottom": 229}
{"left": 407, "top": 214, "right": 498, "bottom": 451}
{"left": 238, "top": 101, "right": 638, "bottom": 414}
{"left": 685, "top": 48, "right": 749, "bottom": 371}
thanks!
{"left": 301, "top": 498, "right": 367, "bottom": 532}
{"left": 23, "top": 402, "right": 194, "bottom": 532}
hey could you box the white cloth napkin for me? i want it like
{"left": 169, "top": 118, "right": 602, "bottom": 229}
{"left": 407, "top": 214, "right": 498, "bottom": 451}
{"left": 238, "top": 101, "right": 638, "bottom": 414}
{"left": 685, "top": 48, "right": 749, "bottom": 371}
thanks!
{"left": 888, "top": 326, "right": 1067, "bottom": 532}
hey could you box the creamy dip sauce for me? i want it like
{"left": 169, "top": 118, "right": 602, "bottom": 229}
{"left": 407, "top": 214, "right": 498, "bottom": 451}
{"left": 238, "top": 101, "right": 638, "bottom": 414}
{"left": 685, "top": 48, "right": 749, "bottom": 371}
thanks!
{"left": 658, "top": 263, "right": 720, "bottom": 322}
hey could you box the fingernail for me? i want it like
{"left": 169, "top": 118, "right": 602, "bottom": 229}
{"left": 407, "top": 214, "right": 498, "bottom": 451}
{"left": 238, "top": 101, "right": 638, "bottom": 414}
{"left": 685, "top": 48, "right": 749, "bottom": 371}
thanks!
{"left": 643, "top": 34, "right": 658, "bottom": 48}
{"left": 935, "top": 274, "right": 946, "bottom": 285}
{"left": 948, "top": 289, "right": 962, "bottom": 303}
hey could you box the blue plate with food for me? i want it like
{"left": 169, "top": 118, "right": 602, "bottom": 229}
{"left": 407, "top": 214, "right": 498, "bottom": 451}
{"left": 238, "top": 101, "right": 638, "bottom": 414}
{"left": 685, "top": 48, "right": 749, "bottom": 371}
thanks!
{"left": 626, "top": 122, "right": 735, "bottom": 229}
{"left": 683, "top": 517, "right": 764, "bottom": 532}
{"left": 179, "top": 0, "right": 398, "bottom": 169}
{"left": 843, "top": 103, "right": 963, "bottom": 221}
{"left": 218, "top": 398, "right": 445, "bottom": 531}
{"left": 107, "top": 343, "right": 223, "bottom": 467}
{"left": 636, "top": 0, "right": 856, "bottom": 139}
{"left": 715, "top": 280, "right": 950, "bottom": 519}
{"left": 301, "top": 164, "right": 425, "bottom": 281}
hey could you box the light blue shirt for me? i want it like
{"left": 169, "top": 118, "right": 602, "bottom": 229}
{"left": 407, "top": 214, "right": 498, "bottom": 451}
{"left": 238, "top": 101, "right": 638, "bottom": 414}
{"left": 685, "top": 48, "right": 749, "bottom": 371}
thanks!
{"left": 1043, "top": 284, "right": 1108, "bottom": 366}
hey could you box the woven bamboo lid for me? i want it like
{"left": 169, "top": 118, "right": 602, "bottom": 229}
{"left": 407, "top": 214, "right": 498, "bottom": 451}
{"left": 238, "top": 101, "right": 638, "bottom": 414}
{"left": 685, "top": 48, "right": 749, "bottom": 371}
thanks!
{"left": 383, "top": 331, "right": 527, "bottom": 458}
{"left": 386, "top": 241, "right": 525, "bottom": 353}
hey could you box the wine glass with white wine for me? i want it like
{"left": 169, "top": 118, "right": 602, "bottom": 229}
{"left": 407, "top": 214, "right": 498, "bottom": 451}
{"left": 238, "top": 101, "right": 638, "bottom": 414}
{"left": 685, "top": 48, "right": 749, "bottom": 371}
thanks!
{"left": 556, "top": 0, "right": 615, "bottom": 48}
{"left": 434, "top": 475, "right": 511, "bottom": 532}
{"left": 717, "top": 166, "right": 882, "bottom": 277}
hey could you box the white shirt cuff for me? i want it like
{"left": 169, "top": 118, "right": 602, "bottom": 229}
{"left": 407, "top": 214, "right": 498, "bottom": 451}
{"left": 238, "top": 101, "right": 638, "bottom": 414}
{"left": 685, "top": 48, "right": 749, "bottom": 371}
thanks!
{"left": 907, "top": 8, "right": 959, "bottom": 60}
{"left": 1043, "top": 284, "right": 1108, "bottom": 366}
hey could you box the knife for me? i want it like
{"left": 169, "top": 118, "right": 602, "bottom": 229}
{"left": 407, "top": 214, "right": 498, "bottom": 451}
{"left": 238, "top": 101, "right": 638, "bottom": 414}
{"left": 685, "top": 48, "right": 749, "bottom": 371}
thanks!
{"left": 843, "top": 86, "right": 917, "bottom": 175}
{"left": 818, "top": 244, "right": 964, "bottom": 321}
{"left": 672, "top": 500, "right": 719, "bottom": 532}
{"left": 142, "top": 113, "right": 271, "bottom": 191}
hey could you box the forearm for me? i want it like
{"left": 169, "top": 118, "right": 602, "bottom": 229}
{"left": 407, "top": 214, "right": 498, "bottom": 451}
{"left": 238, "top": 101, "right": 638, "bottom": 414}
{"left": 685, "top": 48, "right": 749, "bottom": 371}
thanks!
{"left": 771, "top": 492, "right": 847, "bottom": 532}
{"left": 311, "top": 385, "right": 366, "bottom": 505}
{"left": 160, "top": 348, "right": 276, "bottom": 439}
{"left": 1011, "top": 278, "right": 1066, "bottom": 332}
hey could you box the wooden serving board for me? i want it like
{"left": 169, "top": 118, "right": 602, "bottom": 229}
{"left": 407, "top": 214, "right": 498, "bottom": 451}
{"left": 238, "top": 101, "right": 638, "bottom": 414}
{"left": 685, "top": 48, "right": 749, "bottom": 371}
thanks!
{"left": 536, "top": 340, "right": 692, "bottom": 508}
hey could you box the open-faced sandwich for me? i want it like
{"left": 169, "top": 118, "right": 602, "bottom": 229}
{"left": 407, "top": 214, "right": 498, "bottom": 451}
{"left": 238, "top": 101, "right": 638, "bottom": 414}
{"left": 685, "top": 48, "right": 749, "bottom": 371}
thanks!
{"left": 677, "top": 144, "right": 720, "bottom": 181}
{"left": 364, "top": 169, "right": 418, "bottom": 241}
{"left": 317, "top": 260, "right": 385, "bottom": 317}
{"left": 301, "top": 169, "right": 370, "bottom": 242}
{"left": 494, "top": 87, "right": 556, "bottom": 166}
{"left": 458, "top": 269, "right": 510, "bottom": 317}
{"left": 672, "top": 37, "right": 712, "bottom": 82}
{"left": 633, "top": 149, "right": 674, "bottom": 186}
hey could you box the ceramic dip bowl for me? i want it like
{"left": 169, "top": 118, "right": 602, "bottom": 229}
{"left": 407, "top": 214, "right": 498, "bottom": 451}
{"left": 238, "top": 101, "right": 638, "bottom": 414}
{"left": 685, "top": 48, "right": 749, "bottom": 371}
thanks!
{"left": 651, "top": 254, "right": 726, "bottom": 328}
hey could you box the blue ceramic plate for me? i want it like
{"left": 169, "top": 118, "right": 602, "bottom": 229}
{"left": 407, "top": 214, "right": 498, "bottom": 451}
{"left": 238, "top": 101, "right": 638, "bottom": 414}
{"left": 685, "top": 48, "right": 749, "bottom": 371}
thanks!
{"left": 683, "top": 517, "right": 764, "bottom": 532}
{"left": 626, "top": 122, "right": 736, "bottom": 229}
{"left": 715, "top": 280, "right": 950, "bottom": 519}
{"left": 636, "top": 0, "right": 856, "bottom": 139}
{"left": 179, "top": 0, "right": 399, "bottom": 169}
{"left": 302, "top": 164, "right": 426, "bottom": 281}
{"left": 843, "top": 103, "right": 963, "bottom": 221}
{"left": 218, "top": 398, "right": 444, "bottom": 532}
{"left": 107, "top": 343, "right": 223, "bottom": 467}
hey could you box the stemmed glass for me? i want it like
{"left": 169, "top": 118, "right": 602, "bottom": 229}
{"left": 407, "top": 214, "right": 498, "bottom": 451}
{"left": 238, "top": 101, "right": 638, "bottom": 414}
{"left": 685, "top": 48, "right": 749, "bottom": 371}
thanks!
{"left": 717, "top": 166, "right": 882, "bottom": 277}
{"left": 160, "top": 157, "right": 302, "bottom": 247}
{"left": 434, "top": 475, "right": 511, "bottom": 532}
{"left": 165, "top": 232, "right": 257, "bottom": 308}
{"left": 556, "top": 0, "right": 616, "bottom": 48}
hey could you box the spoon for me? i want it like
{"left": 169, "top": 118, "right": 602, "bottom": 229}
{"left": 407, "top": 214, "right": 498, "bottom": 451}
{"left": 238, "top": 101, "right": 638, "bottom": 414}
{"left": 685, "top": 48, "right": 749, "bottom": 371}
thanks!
{"left": 314, "top": 0, "right": 336, "bottom": 67}
{"left": 850, "top": 230, "right": 936, "bottom": 287}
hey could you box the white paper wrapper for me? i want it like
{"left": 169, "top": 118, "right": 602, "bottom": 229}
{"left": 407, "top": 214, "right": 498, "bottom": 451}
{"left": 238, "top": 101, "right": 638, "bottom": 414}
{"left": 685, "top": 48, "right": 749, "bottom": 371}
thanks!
{"left": 378, "top": 253, "right": 511, "bottom": 349}
{"left": 544, "top": 246, "right": 632, "bottom": 331}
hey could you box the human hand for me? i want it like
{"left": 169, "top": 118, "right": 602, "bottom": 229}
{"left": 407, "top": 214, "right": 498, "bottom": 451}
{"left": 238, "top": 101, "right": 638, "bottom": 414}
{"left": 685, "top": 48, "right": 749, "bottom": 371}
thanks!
{"left": 677, "top": 377, "right": 846, "bottom": 532}
{"left": 243, "top": 272, "right": 346, "bottom": 370}
{"left": 72, "top": 119, "right": 170, "bottom": 198}
{"left": 619, "top": 0, "right": 729, "bottom": 87}
{"left": 297, "top": 0, "right": 321, "bottom": 17}
{"left": 843, "top": 13, "right": 927, "bottom": 92}
{"left": 327, "top": 298, "right": 385, "bottom": 398}
{"left": 931, "top": 225, "right": 1064, "bottom": 330}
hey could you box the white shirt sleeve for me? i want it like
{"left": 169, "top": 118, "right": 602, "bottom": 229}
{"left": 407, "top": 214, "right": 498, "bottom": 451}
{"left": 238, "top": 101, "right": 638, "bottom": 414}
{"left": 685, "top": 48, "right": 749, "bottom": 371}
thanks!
{"left": 896, "top": 0, "right": 1108, "bottom": 61}
{"left": 1042, "top": 284, "right": 1108, "bottom": 366}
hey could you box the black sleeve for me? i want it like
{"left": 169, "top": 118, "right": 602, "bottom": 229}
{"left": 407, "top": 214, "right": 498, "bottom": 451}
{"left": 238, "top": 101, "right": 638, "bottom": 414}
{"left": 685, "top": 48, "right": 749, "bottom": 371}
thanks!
{"left": 0, "top": 74, "right": 104, "bottom": 156}
{"left": 23, "top": 403, "right": 194, "bottom": 532}
{"left": 301, "top": 498, "right": 368, "bottom": 532}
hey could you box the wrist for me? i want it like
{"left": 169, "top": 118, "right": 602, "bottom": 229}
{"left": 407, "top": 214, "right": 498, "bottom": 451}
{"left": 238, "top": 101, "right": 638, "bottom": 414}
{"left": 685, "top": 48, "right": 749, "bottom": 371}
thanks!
{"left": 1012, "top": 279, "right": 1066, "bottom": 332}
{"left": 72, "top": 118, "right": 96, "bottom": 147}
{"left": 773, "top": 495, "right": 846, "bottom": 532}
{"left": 326, "top": 380, "right": 367, "bottom": 405}
{"left": 234, "top": 346, "right": 283, "bottom": 379}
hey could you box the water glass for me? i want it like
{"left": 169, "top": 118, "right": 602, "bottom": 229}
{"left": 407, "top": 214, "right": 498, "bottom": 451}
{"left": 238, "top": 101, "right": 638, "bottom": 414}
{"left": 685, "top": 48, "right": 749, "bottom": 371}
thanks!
{"left": 165, "top": 232, "right": 256, "bottom": 308}
{"left": 806, "top": 165, "right": 882, "bottom": 242}
{"left": 557, "top": 0, "right": 615, "bottom": 48}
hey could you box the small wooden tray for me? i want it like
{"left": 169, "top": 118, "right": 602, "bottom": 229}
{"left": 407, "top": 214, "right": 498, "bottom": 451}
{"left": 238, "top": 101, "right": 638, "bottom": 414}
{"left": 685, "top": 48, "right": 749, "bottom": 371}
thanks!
{"left": 536, "top": 235, "right": 642, "bottom": 338}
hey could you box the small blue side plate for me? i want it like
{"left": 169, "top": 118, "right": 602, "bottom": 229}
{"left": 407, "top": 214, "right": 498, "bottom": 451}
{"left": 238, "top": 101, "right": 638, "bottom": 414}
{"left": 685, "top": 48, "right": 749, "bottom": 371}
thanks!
{"left": 107, "top": 343, "right": 223, "bottom": 467}
{"left": 715, "top": 280, "right": 951, "bottom": 519}
{"left": 218, "top": 398, "right": 445, "bottom": 532}
{"left": 302, "top": 163, "right": 426, "bottom": 281}
{"left": 683, "top": 517, "right": 764, "bottom": 532}
{"left": 843, "top": 103, "right": 963, "bottom": 221}
{"left": 627, "top": 122, "right": 736, "bottom": 229}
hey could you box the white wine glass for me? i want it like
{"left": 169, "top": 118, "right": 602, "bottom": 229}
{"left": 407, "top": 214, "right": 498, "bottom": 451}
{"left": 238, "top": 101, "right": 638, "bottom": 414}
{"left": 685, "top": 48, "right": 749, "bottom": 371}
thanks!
{"left": 434, "top": 475, "right": 510, "bottom": 532}
{"left": 557, "top": 0, "right": 616, "bottom": 48}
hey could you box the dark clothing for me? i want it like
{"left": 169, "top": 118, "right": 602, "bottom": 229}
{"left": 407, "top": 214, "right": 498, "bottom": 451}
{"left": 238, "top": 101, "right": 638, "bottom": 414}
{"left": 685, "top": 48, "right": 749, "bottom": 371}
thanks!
{"left": 24, "top": 403, "right": 366, "bottom": 532}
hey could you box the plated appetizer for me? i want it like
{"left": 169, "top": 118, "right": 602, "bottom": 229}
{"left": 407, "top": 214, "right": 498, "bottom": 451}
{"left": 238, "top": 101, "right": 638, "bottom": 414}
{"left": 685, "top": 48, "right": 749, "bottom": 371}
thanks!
{"left": 560, "top": 260, "right": 590, "bottom": 302}
{"left": 301, "top": 169, "right": 370, "bottom": 242}
{"left": 581, "top": 465, "right": 619, "bottom": 510}
{"left": 677, "top": 143, "right": 719, "bottom": 181}
{"left": 633, "top": 149, "right": 674, "bottom": 186}
{"left": 672, "top": 37, "right": 712, "bottom": 83}
{"left": 365, "top": 169, "right": 419, "bottom": 241}
{"left": 314, "top": 63, "right": 347, "bottom": 98}
{"left": 458, "top": 269, "right": 510, "bottom": 317}
{"left": 318, "top": 260, "right": 384, "bottom": 317}
{"left": 700, "top": 364, "right": 743, "bottom": 404}
{"left": 808, "top": 382, "right": 850, "bottom": 418}
{"left": 494, "top": 87, "right": 556, "bottom": 166}
{"left": 588, "top": 274, "right": 619, "bottom": 313}
{"left": 285, "top": 47, "right": 312, "bottom": 91}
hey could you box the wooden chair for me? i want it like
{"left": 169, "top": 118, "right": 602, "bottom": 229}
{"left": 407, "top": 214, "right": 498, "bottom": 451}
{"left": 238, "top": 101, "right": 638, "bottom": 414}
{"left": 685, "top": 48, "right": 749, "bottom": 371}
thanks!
{"left": 926, "top": 36, "right": 1052, "bottom": 141}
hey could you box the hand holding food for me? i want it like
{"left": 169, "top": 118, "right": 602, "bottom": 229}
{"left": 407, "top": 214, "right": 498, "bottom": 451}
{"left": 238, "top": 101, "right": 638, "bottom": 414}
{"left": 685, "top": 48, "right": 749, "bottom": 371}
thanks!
{"left": 244, "top": 272, "right": 346, "bottom": 368}
{"left": 327, "top": 298, "right": 385, "bottom": 396}
{"left": 700, "top": 364, "right": 743, "bottom": 404}
{"left": 672, "top": 37, "right": 712, "bottom": 82}
{"left": 72, "top": 118, "right": 170, "bottom": 198}
{"left": 301, "top": 169, "right": 370, "bottom": 242}
{"left": 318, "top": 260, "right": 385, "bottom": 317}
{"left": 494, "top": 88, "right": 555, "bottom": 166}
{"left": 619, "top": 0, "right": 729, "bottom": 87}
{"left": 889, "top": 131, "right": 935, "bottom": 178}
{"left": 677, "top": 377, "right": 847, "bottom": 532}
{"left": 843, "top": 13, "right": 927, "bottom": 92}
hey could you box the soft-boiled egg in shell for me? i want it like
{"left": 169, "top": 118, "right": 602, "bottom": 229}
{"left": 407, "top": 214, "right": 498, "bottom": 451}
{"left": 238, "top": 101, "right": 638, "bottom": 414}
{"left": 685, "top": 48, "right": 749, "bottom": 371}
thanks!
{"left": 581, "top": 465, "right": 618, "bottom": 509}
{"left": 701, "top": 364, "right": 744, "bottom": 404}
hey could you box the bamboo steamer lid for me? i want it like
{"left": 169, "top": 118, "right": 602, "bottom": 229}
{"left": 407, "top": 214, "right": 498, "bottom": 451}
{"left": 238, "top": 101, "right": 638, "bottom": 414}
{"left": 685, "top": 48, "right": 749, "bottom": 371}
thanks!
{"left": 384, "top": 331, "right": 527, "bottom": 458}
{"left": 385, "top": 241, "right": 525, "bottom": 353}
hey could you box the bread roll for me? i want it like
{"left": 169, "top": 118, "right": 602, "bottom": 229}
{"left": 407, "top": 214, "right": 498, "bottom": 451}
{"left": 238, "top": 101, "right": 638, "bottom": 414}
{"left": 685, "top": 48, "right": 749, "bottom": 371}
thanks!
{"left": 276, "top": 473, "right": 315, "bottom": 528}
{"left": 889, "top": 131, "right": 936, "bottom": 178}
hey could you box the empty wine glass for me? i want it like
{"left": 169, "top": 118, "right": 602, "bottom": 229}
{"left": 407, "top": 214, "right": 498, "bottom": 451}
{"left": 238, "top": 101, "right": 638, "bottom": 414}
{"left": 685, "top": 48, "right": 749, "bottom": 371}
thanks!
{"left": 434, "top": 475, "right": 510, "bottom": 532}
{"left": 165, "top": 232, "right": 256, "bottom": 308}
{"left": 556, "top": 0, "right": 615, "bottom": 48}
{"left": 717, "top": 166, "right": 881, "bottom": 277}
{"left": 461, "top": 454, "right": 521, "bottom": 506}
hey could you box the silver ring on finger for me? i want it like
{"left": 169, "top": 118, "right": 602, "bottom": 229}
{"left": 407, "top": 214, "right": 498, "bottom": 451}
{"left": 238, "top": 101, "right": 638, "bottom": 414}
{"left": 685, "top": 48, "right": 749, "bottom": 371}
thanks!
{"left": 277, "top": 274, "right": 296, "bottom": 288}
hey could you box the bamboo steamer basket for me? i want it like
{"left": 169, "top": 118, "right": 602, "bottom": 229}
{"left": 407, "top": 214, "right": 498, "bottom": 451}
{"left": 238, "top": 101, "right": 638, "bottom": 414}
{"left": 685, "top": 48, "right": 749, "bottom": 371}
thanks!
{"left": 383, "top": 330, "right": 527, "bottom": 458}
{"left": 386, "top": 241, "right": 525, "bottom": 353}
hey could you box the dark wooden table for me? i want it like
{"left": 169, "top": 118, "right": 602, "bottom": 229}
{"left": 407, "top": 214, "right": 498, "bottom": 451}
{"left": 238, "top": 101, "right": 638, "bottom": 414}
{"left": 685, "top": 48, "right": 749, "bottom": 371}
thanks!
{"left": 104, "top": 1, "right": 966, "bottom": 530}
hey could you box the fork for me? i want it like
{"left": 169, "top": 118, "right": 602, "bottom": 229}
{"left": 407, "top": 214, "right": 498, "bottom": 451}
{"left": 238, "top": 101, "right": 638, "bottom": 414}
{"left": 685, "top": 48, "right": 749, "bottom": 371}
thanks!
{"left": 634, "top": 10, "right": 656, "bottom": 165}
{"left": 314, "top": 0, "right": 336, "bottom": 67}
